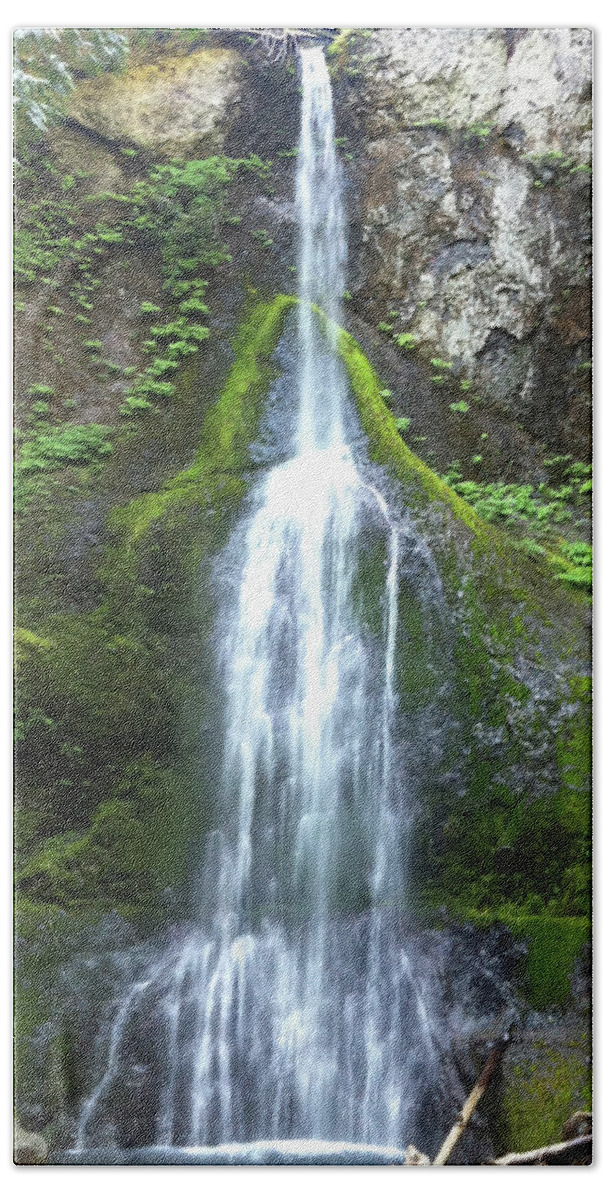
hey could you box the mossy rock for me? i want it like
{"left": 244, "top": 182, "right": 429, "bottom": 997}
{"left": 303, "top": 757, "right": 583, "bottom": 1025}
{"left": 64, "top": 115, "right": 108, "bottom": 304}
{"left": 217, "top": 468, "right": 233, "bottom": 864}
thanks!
{"left": 498, "top": 1027, "right": 591, "bottom": 1153}
{"left": 507, "top": 914, "right": 590, "bottom": 1009}
{"left": 69, "top": 48, "right": 243, "bottom": 159}
{"left": 17, "top": 291, "right": 589, "bottom": 922}
{"left": 14, "top": 290, "right": 592, "bottom": 1140}
{"left": 15, "top": 293, "right": 295, "bottom": 918}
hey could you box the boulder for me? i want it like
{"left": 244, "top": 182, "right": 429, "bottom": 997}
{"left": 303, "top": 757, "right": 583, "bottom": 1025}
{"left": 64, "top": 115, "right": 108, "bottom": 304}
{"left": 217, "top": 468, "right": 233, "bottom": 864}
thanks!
{"left": 69, "top": 48, "right": 242, "bottom": 158}
{"left": 14, "top": 1123, "right": 48, "bottom": 1165}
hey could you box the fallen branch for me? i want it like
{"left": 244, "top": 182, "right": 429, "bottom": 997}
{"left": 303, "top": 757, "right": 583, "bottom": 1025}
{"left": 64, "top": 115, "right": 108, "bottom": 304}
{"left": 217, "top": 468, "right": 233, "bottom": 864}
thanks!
{"left": 433, "top": 1031, "right": 512, "bottom": 1165}
{"left": 491, "top": 1133, "right": 592, "bottom": 1166}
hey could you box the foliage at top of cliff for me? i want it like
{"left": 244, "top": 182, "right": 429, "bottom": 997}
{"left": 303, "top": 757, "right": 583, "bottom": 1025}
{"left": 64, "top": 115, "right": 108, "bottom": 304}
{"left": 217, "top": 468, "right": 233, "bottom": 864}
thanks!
{"left": 13, "top": 28, "right": 127, "bottom": 153}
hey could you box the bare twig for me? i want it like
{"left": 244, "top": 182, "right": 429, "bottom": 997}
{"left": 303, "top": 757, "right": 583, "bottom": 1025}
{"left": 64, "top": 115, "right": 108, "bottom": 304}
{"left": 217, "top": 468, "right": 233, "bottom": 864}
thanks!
{"left": 433, "top": 1032, "right": 511, "bottom": 1165}
{"left": 491, "top": 1133, "right": 592, "bottom": 1166}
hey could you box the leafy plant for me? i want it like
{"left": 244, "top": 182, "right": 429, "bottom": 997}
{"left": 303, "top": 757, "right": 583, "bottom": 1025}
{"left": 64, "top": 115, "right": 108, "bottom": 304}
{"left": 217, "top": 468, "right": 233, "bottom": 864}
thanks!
{"left": 119, "top": 397, "right": 152, "bottom": 416}
{"left": 17, "top": 423, "right": 113, "bottom": 474}
{"left": 394, "top": 332, "right": 416, "bottom": 350}
{"left": 555, "top": 542, "right": 592, "bottom": 588}
{"left": 518, "top": 538, "right": 547, "bottom": 561}
{"left": 28, "top": 384, "right": 55, "bottom": 397}
{"left": 251, "top": 229, "right": 273, "bottom": 249}
{"left": 464, "top": 122, "right": 494, "bottom": 141}
{"left": 394, "top": 416, "right": 411, "bottom": 434}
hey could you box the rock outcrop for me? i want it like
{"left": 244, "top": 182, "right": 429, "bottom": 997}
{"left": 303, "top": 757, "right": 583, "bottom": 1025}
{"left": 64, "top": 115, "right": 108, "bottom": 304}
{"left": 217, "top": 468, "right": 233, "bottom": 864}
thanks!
{"left": 69, "top": 47, "right": 243, "bottom": 157}
{"left": 336, "top": 28, "right": 592, "bottom": 457}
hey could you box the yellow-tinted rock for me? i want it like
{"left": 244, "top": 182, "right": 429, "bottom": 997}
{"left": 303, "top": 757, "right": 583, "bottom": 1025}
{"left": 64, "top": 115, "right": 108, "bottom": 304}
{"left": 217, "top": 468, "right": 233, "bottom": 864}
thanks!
{"left": 69, "top": 49, "right": 242, "bottom": 158}
{"left": 14, "top": 1122, "right": 48, "bottom": 1164}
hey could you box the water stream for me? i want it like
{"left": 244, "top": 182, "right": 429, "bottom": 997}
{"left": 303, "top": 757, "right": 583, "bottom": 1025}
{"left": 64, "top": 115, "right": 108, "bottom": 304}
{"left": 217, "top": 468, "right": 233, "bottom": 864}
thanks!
{"left": 71, "top": 46, "right": 455, "bottom": 1161}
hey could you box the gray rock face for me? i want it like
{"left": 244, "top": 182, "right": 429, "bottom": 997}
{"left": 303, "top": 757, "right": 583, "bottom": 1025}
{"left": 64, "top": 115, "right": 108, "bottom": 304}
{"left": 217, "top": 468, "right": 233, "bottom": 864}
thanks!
{"left": 354, "top": 28, "right": 591, "bottom": 159}
{"left": 338, "top": 28, "right": 592, "bottom": 456}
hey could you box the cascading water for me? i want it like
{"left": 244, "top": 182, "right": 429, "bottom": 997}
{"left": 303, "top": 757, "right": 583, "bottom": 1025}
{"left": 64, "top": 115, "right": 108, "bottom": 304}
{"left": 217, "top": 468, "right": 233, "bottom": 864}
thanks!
{"left": 70, "top": 46, "right": 457, "bottom": 1162}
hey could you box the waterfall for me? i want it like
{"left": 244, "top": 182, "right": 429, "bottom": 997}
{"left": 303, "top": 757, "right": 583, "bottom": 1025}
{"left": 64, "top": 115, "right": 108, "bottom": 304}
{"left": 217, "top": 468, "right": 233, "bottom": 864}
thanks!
{"left": 73, "top": 46, "right": 447, "bottom": 1160}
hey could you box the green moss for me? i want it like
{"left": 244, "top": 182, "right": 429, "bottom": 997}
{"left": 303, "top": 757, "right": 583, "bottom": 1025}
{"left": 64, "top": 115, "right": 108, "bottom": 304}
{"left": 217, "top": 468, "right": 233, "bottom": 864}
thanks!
{"left": 17, "top": 755, "right": 202, "bottom": 913}
{"left": 334, "top": 323, "right": 503, "bottom": 545}
{"left": 500, "top": 1031, "right": 591, "bottom": 1153}
{"left": 110, "top": 292, "right": 296, "bottom": 546}
{"left": 395, "top": 583, "right": 439, "bottom": 708}
{"left": 556, "top": 676, "right": 592, "bottom": 831}
{"left": 430, "top": 906, "right": 589, "bottom": 1010}
{"left": 14, "top": 627, "right": 55, "bottom": 659}
{"left": 510, "top": 915, "right": 590, "bottom": 1008}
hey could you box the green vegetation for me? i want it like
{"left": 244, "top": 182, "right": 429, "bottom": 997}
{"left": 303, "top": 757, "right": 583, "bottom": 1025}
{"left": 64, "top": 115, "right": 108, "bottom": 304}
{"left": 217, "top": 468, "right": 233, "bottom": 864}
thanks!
{"left": 324, "top": 313, "right": 590, "bottom": 940}
{"left": 28, "top": 383, "right": 55, "bottom": 397}
{"left": 523, "top": 148, "right": 592, "bottom": 184}
{"left": 15, "top": 425, "right": 114, "bottom": 513}
{"left": 556, "top": 541, "right": 592, "bottom": 588}
{"left": 15, "top": 292, "right": 295, "bottom": 933}
{"left": 13, "top": 29, "right": 127, "bottom": 154}
{"left": 14, "top": 133, "right": 289, "bottom": 972}
{"left": 439, "top": 461, "right": 591, "bottom": 587}
{"left": 251, "top": 228, "right": 274, "bottom": 248}
{"left": 464, "top": 122, "right": 494, "bottom": 141}
{"left": 14, "top": 153, "right": 268, "bottom": 418}
{"left": 500, "top": 1028, "right": 591, "bottom": 1152}
{"left": 394, "top": 416, "right": 411, "bottom": 434}
{"left": 112, "top": 293, "right": 295, "bottom": 546}
{"left": 326, "top": 29, "right": 358, "bottom": 59}
{"left": 513, "top": 915, "right": 590, "bottom": 1008}
{"left": 394, "top": 331, "right": 417, "bottom": 349}
{"left": 412, "top": 118, "right": 448, "bottom": 132}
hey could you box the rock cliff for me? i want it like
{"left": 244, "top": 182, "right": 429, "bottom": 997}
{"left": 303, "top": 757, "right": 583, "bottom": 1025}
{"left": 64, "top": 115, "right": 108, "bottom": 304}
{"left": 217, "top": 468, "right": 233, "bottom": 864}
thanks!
{"left": 333, "top": 28, "right": 592, "bottom": 459}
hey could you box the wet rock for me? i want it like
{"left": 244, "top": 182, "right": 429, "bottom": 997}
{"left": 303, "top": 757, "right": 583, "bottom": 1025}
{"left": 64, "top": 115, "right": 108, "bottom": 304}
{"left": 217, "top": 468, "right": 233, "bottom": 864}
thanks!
{"left": 562, "top": 1110, "right": 592, "bottom": 1140}
{"left": 497, "top": 1022, "right": 591, "bottom": 1155}
{"left": 14, "top": 1122, "right": 48, "bottom": 1164}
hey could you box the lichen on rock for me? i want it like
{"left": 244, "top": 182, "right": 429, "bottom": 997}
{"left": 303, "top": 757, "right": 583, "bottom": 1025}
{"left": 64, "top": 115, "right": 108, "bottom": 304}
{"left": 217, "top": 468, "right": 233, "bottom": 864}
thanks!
{"left": 69, "top": 48, "right": 243, "bottom": 158}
